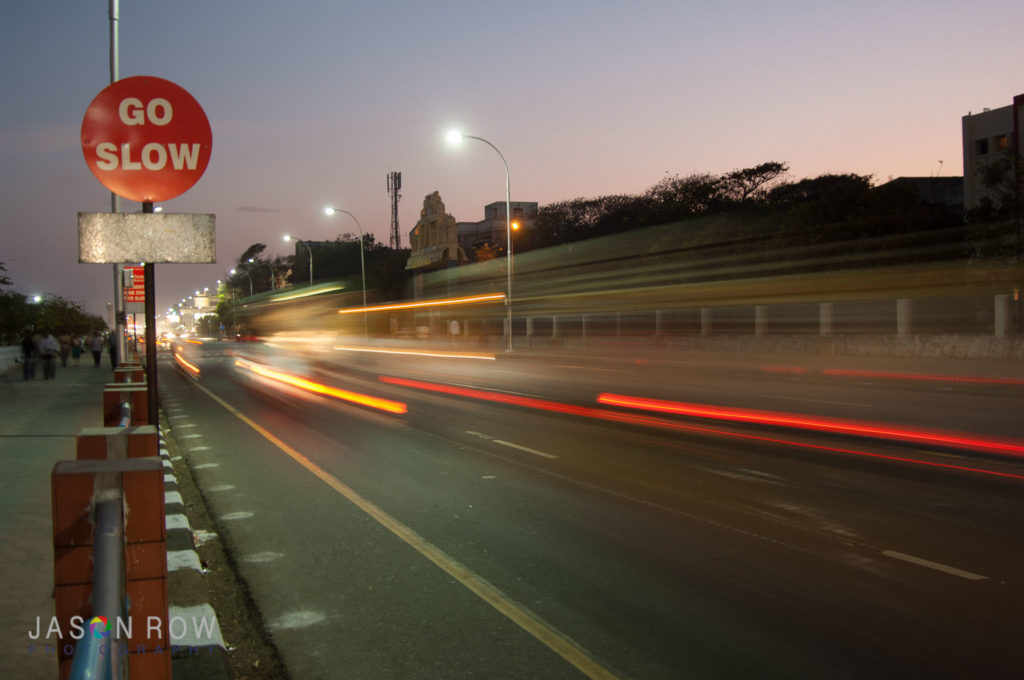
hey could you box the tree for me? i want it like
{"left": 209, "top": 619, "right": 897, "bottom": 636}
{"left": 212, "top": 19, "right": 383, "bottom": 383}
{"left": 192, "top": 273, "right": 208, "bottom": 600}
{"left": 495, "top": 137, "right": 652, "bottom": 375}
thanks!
{"left": 238, "top": 243, "right": 267, "bottom": 264}
{"left": 721, "top": 161, "right": 788, "bottom": 203}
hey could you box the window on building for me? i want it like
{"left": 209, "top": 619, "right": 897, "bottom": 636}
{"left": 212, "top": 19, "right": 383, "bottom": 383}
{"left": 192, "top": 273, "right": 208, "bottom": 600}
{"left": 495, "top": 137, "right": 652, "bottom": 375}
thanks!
{"left": 975, "top": 139, "right": 989, "bottom": 155}
{"left": 995, "top": 135, "right": 1009, "bottom": 151}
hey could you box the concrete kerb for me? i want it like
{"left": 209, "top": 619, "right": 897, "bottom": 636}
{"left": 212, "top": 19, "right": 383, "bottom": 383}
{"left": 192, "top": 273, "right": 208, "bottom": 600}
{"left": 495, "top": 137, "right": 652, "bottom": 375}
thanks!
{"left": 157, "top": 426, "right": 234, "bottom": 678}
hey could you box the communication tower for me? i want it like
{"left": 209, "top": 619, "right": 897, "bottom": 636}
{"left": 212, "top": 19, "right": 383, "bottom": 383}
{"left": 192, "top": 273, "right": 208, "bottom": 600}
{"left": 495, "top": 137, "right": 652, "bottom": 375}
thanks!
{"left": 387, "top": 171, "right": 402, "bottom": 249}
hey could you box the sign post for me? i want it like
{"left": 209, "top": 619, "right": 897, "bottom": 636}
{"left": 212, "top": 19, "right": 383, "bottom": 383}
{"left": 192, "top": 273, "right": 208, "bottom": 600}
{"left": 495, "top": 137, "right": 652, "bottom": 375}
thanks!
{"left": 80, "top": 75, "right": 214, "bottom": 426}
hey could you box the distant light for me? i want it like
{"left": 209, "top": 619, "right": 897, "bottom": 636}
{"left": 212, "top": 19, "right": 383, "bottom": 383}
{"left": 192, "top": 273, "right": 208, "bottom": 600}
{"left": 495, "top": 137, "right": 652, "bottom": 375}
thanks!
{"left": 323, "top": 206, "right": 336, "bottom": 216}
{"left": 195, "top": 290, "right": 200, "bottom": 295}
{"left": 30, "top": 294, "right": 42, "bottom": 303}
{"left": 512, "top": 221, "right": 520, "bottom": 231}
{"left": 282, "top": 235, "right": 293, "bottom": 242}
{"left": 230, "top": 268, "right": 237, "bottom": 275}
{"left": 445, "top": 129, "right": 464, "bottom": 145}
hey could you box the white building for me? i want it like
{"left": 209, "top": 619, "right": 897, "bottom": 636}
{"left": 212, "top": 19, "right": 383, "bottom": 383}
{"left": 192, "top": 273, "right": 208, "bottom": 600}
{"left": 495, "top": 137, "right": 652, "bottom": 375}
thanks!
{"left": 961, "top": 94, "right": 1023, "bottom": 211}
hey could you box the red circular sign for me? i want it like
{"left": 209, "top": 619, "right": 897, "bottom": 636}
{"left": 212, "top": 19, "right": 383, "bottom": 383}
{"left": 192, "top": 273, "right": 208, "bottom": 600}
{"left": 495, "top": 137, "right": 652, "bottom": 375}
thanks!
{"left": 81, "top": 75, "right": 212, "bottom": 203}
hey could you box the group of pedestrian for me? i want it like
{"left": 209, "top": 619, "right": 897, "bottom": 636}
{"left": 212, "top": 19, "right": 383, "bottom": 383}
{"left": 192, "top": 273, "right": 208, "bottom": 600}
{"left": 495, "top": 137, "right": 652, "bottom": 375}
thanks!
{"left": 20, "top": 329, "right": 117, "bottom": 380}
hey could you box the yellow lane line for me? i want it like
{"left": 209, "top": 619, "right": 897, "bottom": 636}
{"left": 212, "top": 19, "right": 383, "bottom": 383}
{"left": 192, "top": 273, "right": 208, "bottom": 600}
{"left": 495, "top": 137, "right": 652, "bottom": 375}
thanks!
{"left": 192, "top": 380, "right": 624, "bottom": 680}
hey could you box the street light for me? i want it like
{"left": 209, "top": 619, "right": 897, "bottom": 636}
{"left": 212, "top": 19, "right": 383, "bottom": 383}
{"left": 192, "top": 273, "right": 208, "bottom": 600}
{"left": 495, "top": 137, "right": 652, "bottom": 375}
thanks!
{"left": 248, "top": 258, "right": 275, "bottom": 290}
{"left": 323, "top": 206, "right": 368, "bottom": 334}
{"left": 446, "top": 129, "right": 513, "bottom": 352}
{"left": 282, "top": 235, "right": 314, "bottom": 287}
{"left": 230, "top": 267, "right": 253, "bottom": 297}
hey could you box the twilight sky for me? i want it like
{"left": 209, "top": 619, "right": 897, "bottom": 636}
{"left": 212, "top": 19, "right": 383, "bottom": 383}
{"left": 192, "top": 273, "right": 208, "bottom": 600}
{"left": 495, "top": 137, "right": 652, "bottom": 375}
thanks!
{"left": 2, "top": 0, "right": 1022, "bottom": 319}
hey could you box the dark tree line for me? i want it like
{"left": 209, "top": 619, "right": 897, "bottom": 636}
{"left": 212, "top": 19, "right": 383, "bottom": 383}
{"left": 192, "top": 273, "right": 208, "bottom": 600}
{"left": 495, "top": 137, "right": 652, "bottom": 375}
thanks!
{"left": 525, "top": 162, "right": 965, "bottom": 253}
{"left": 0, "top": 262, "right": 107, "bottom": 344}
{"left": 221, "top": 236, "right": 411, "bottom": 302}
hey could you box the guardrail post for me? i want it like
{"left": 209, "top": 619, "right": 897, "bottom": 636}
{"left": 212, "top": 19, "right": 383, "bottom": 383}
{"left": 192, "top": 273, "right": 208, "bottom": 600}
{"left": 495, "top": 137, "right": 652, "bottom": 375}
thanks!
{"left": 103, "top": 384, "right": 149, "bottom": 426}
{"left": 113, "top": 365, "right": 146, "bottom": 382}
{"left": 52, "top": 456, "right": 170, "bottom": 680}
{"left": 77, "top": 425, "right": 158, "bottom": 460}
{"left": 819, "top": 302, "right": 834, "bottom": 336}
{"left": 995, "top": 293, "right": 1010, "bottom": 338}
{"left": 754, "top": 305, "right": 767, "bottom": 336}
{"left": 897, "top": 298, "right": 913, "bottom": 336}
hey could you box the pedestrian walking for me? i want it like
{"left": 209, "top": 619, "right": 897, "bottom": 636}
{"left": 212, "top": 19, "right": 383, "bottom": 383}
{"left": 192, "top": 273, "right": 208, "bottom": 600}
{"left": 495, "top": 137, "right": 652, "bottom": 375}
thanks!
{"left": 20, "top": 330, "right": 36, "bottom": 380}
{"left": 38, "top": 330, "right": 59, "bottom": 380}
{"left": 71, "top": 335, "right": 83, "bottom": 366}
{"left": 107, "top": 332, "right": 118, "bottom": 370}
{"left": 88, "top": 332, "right": 104, "bottom": 368}
{"left": 59, "top": 334, "right": 71, "bottom": 367}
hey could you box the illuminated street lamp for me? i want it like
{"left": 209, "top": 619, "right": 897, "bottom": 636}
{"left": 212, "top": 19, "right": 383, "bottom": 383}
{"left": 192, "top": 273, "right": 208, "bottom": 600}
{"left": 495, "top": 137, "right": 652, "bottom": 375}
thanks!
{"left": 283, "top": 234, "right": 314, "bottom": 287}
{"left": 230, "top": 267, "right": 253, "bottom": 297}
{"left": 323, "top": 206, "right": 368, "bottom": 334}
{"left": 248, "top": 257, "right": 275, "bottom": 290}
{"left": 445, "top": 129, "right": 513, "bottom": 352}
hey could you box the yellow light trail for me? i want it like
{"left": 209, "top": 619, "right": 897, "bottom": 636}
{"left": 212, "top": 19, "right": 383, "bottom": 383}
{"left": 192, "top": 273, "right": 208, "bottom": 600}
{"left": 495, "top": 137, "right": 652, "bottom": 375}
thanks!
{"left": 174, "top": 352, "right": 200, "bottom": 375}
{"left": 333, "top": 346, "right": 496, "bottom": 361}
{"left": 234, "top": 358, "right": 407, "bottom": 414}
{"left": 337, "top": 292, "right": 505, "bottom": 315}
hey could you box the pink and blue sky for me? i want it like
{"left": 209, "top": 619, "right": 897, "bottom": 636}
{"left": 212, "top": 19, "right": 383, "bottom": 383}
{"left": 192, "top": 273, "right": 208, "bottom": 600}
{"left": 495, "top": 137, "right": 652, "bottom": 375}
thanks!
{"left": 2, "top": 0, "right": 1022, "bottom": 317}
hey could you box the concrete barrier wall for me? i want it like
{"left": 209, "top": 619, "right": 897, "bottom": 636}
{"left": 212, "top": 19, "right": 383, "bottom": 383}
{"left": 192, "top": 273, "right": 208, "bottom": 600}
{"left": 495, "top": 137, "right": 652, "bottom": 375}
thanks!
{"left": 0, "top": 345, "right": 20, "bottom": 371}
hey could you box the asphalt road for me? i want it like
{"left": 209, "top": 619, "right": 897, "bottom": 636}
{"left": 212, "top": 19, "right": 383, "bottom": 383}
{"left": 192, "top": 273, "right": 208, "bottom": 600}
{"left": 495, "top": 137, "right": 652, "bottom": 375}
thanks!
{"left": 158, "top": 344, "right": 1024, "bottom": 679}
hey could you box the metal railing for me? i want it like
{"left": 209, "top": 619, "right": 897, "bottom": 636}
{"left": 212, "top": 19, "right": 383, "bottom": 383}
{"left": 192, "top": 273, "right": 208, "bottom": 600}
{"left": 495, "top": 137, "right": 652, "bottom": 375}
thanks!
{"left": 68, "top": 370, "right": 136, "bottom": 680}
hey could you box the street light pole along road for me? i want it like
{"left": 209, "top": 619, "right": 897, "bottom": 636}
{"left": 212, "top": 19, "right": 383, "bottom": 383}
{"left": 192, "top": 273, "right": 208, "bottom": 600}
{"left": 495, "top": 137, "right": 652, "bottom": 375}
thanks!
{"left": 446, "top": 130, "right": 513, "bottom": 353}
{"left": 323, "top": 207, "right": 368, "bottom": 337}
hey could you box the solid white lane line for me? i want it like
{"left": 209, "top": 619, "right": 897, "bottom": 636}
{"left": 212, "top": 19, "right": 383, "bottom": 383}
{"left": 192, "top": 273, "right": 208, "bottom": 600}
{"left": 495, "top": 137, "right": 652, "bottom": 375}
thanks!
{"left": 882, "top": 550, "right": 987, "bottom": 581}
{"left": 492, "top": 439, "right": 559, "bottom": 459}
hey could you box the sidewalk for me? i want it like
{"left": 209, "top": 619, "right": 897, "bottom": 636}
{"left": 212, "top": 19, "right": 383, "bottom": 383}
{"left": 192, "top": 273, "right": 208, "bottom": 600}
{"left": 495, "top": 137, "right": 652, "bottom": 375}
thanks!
{"left": 0, "top": 357, "right": 115, "bottom": 679}
{"left": 0, "top": 357, "right": 231, "bottom": 679}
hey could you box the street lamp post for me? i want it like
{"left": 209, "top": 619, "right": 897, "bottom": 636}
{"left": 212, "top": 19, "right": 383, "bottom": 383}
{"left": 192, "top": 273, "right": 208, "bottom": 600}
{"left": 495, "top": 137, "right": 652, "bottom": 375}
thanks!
{"left": 323, "top": 206, "right": 368, "bottom": 336}
{"left": 283, "top": 235, "right": 313, "bottom": 287}
{"left": 446, "top": 130, "right": 513, "bottom": 352}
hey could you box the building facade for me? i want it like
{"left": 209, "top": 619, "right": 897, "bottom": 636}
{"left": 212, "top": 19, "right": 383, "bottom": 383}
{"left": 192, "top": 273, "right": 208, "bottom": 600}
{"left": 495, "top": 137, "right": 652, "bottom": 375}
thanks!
{"left": 457, "top": 201, "right": 538, "bottom": 260}
{"left": 962, "top": 94, "right": 1023, "bottom": 211}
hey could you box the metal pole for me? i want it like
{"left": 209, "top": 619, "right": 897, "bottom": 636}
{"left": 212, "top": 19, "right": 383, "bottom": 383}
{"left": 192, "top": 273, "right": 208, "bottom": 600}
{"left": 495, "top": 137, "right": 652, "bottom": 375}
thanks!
{"left": 306, "top": 243, "right": 313, "bottom": 287}
{"left": 505, "top": 170, "right": 512, "bottom": 353}
{"left": 464, "top": 136, "right": 512, "bottom": 352}
{"left": 109, "top": 0, "right": 127, "bottom": 363}
{"left": 332, "top": 209, "right": 369, "bottom": 337}
{"left": 142, "top": 202, "right": 159, "bottom": 427}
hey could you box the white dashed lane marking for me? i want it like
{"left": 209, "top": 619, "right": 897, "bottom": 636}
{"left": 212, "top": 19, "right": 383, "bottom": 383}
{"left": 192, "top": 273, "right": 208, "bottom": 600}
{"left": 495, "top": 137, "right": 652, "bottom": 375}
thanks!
{"left": 882, "top": 550, "right": 987, "bottom": 581}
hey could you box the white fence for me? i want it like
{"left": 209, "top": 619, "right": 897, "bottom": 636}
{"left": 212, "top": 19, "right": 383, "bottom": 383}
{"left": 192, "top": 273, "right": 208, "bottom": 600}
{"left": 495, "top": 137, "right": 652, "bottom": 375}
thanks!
{"left": 0, "top": 346, "right": 21, "bottom": 372}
